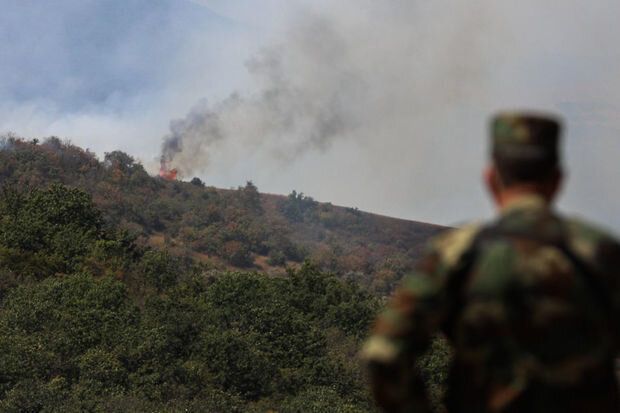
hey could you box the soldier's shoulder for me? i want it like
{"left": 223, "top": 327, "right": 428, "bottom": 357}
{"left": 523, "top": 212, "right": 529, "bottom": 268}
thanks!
{"left": 428, "top": 222, "right": 484, "bottom": 267}
{"left": 562, "top": 215, "right": 620, "bottom": 262}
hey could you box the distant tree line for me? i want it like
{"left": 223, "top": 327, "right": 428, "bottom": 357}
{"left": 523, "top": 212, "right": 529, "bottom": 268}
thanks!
{"left": 0, "top": 136, "right": 444, "bottom": 297}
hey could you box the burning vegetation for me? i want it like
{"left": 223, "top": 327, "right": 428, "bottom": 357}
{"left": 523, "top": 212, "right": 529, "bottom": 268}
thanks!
{"left": 159, "top": 160, "right": 178, "bottom": 180}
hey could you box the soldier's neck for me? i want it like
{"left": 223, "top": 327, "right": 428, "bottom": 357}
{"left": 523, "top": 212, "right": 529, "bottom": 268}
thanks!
{"left": 496, "top": 187, "right": 553, "bottom": 210}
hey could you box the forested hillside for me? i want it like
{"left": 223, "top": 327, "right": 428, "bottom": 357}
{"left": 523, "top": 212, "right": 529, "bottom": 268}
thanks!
{"left": 0, "top": 136, "right": 444, "bottom": 295}
{"left": 0, "top": 136, "right": 450, "bottom": 412}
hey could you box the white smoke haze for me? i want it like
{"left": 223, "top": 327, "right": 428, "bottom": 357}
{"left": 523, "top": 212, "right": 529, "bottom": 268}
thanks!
{"left": 158, "top": 0, "right": 620, "bottom": 233}
{"left": 160, "top": 0, "right": 513, "bottom": 225}
{"left": 161, "top": 10, "right": 364, "bottom": 170}
{"left": 0, "top": 99, "right": 171, "bottom": 162}
{"left": 4, "top": 0, "right": 620, "bottom": 233}
{"left": 161, "top": 1, "right": 506, "bottom": 193}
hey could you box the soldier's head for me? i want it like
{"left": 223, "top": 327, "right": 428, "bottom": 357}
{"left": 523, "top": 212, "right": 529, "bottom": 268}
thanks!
{"left": 484, "top": 111, "right": 564, "bottom": 206}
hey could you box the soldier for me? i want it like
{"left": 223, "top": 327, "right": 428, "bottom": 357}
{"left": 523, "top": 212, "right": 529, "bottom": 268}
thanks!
{"left": 362, "top": 112, "right": 620, "bottom": 412}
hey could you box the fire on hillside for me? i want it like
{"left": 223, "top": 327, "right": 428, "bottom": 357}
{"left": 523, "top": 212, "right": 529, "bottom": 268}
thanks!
{"left": 159, "top": 161, "right": 178, "bottom": 180}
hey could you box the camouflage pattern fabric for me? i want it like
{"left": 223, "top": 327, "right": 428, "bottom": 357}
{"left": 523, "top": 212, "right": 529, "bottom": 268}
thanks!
{"left": 362, "top": 194, "right": 620, "bottom": 412}
{"left": 491, "top": 113, "right": 561, "bottom": 183}
{"left": 491, "top": 113, "right": 560, "bottom": 159}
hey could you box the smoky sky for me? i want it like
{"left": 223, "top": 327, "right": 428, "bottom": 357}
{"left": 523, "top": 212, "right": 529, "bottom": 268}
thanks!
{"left": 160, "top": 12, "right": 365, "bottom": 171}
{"left": 3, "top": 0, "right": 620, "bottom": 234}
{"left": 0, "top": 0, "right": 229, "bottom": 109}
{"left": 161, "top": 1, "right": 500, "bottom": 176}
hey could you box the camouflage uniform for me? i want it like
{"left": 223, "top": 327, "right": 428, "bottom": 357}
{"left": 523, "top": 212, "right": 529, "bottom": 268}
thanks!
{"left": 362, "top": 113, "right": 620, "bottom": 412}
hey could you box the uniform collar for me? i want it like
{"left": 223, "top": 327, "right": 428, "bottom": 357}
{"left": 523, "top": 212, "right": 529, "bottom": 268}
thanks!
{"left": 499, "top": 193, "right": 550, "bottom": 216}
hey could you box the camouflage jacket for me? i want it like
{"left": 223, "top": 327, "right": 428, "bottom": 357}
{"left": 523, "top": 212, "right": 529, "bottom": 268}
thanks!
{"left": 362, "top": 194, "right": 620, "bottom": 412}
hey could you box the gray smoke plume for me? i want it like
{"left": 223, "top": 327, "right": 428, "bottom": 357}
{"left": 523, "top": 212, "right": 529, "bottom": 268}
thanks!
{"left": 3, "top": 0, "right": 620, "bottom": 230}
{"left": 156, "top": 0, "right": 517, "bottom": 229}
{"left": 160, "top": 10, "right": 366, "bottom": 176}
{"left": 157, "top": 0, "right": 620, "bottom": 234}
{"left": 159, "top": 0, "right": 508, "bottom": 182}
{"left": 161, "top": 100, "right": 225, "bottom": 166}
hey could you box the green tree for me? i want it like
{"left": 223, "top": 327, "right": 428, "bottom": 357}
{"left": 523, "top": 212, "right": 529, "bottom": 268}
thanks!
{"left": 0, "top": 184, "right": 103, "bottom": 277}
{"left": 0, "top": 274, "right": 139, "bottom": 406}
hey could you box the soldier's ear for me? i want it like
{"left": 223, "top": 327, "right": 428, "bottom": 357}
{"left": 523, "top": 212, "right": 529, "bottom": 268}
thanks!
{"left": 483, "top": 165, "right": 502, "bottom": 206}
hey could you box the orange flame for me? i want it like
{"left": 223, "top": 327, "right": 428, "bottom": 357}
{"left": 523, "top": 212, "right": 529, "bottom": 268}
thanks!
{"left": 159, "top": 161, "right": 178, "bottom": 180}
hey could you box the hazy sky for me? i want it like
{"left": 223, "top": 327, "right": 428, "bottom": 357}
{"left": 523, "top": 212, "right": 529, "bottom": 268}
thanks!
{"left": 2, "top": 0, "right": 620, "bottom": 233}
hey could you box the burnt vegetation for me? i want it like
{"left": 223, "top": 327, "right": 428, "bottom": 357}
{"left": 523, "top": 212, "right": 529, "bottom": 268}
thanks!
{"left": 0, "top": 135, "right": 448, "bottom": 411}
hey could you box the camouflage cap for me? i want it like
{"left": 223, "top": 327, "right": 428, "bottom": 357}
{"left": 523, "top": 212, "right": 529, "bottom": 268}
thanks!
{"left": 491, "top": 111, "right": 562, "bottom": 164}
{"left": 490, "top": 112, "right": 563, "bottom": 183}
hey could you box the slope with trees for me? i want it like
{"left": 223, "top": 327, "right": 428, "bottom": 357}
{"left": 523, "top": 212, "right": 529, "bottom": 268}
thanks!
{"left": 0, "top": 136, "right": 445, "bottom": 296}
{"left": 0, "top": 135, "right": 451, "bottom": 411}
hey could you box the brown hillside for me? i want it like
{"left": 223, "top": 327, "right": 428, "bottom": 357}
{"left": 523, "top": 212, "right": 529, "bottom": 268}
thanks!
{"left": 0, "top": 136, "right": 446, "bottom": 295}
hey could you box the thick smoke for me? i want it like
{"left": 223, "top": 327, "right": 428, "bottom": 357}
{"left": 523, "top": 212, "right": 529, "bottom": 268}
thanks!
{"left": 160, "top": 11, "right": 366, "bottom": 176}
{"left": 4, "top": 1, "right": 620, "bottom": 229}
{"left": 159, "top": 1, "right": 502, "bottom": 178}
{"left": 157, "top": 0, "right": 620, "bottom": 232}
